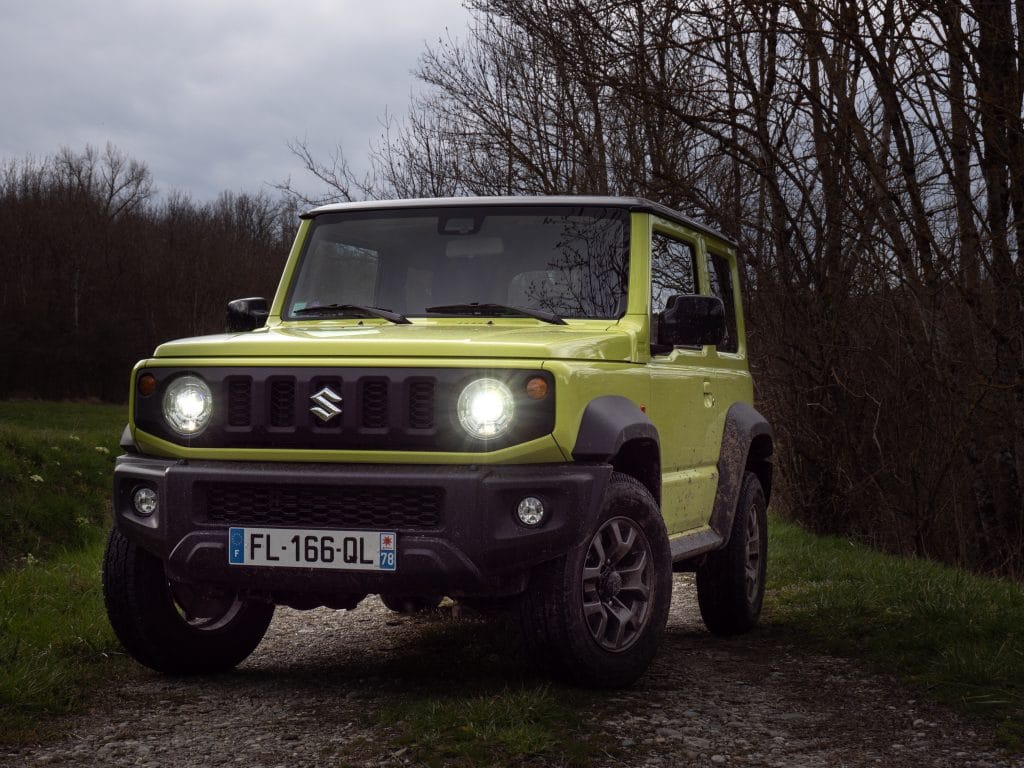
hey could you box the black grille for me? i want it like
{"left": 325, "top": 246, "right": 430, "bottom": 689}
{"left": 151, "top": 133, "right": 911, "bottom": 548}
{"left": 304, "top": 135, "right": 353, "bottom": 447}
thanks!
{"left": 228, "top": 379, "right": 251, "bottom": 427}
{"left": 409, "top": 380, "right": 434, "bottom": 429}
{"left": 202, "top": 483, "right": 443, "bottom": 529}
{"left": 134, "top": 367, "right": 554, "bottom": 452}
{"left": 362, "top": 379, "right": 389, "bottom": 428}
{"left": 270, "top": 380, "right": 295, "bottom": 427}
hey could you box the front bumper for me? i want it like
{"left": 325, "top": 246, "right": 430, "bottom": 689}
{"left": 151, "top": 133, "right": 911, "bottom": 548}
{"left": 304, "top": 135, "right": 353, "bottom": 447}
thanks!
{"left": 113, "top": 456, "right": 611, "bottom": 600}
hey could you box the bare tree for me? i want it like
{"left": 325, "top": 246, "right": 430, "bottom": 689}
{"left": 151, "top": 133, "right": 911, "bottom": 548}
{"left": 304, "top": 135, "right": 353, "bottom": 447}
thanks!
{"left": 285, "top": 0, "right": 1024, "bottom": 575}
{"left": 0, "top": 145, "right": 297, "bottom": 401}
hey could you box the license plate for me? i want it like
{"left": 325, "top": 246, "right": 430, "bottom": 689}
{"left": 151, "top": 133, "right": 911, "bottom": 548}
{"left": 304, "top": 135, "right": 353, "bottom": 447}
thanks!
{"left": 228, "top": 527, "right": 397, "bottom": 571}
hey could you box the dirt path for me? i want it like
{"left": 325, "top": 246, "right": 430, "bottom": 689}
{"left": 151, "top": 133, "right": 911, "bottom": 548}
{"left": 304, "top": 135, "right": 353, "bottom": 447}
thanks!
{"left": 2, "top": 575, "right": 1019, "bottom": 768}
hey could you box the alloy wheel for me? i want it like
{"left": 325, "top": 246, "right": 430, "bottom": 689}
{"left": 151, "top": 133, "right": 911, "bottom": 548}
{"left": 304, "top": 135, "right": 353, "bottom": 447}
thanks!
{"left": 581, "top": 516, "right": 654, "bottom": 653}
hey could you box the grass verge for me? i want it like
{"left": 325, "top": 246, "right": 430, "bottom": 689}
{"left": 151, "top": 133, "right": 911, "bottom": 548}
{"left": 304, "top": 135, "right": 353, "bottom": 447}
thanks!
{"left": 0, "top": 537, "right": 128, "bottom": 743}
{"left": 0, "top": 400, "right": 122, "bottom": 568}
{"left": 766, "top": 516, "right": 1024, "bottom": 749}
{"left": 0, "top": 400, "right": 126, "bottom": 742}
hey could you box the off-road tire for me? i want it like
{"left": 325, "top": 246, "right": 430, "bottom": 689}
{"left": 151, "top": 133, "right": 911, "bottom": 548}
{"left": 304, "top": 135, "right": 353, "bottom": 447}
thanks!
{"left": 696, "top": 471, "right": 767, "bottom": 635}
{"left": 518, "top": 472, "right": 672, "bottom": 688}
{"left": 102, "top": 528, "right": 275, "bottom": 674}
{"left": 380, "top": 593, "right": 443, "bottom": 614}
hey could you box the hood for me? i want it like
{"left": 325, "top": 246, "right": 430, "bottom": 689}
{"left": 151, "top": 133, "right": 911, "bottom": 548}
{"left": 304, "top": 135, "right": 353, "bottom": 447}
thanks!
{"left": 152, "top": 320, "right": 635, "bottom": 362}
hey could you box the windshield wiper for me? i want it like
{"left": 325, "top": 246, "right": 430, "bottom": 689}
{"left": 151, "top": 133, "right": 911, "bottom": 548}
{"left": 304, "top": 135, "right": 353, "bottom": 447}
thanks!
{"left": 293, "top": 303, "right": 411, "bottom": 324}
{"left": 425, "top": 302, "right": 567, "bottom": 325}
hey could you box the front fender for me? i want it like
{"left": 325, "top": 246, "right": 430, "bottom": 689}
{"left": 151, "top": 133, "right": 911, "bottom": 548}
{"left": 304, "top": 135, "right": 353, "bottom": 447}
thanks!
{"left": 570, "top": 395, "right": 659, "bottom": 463}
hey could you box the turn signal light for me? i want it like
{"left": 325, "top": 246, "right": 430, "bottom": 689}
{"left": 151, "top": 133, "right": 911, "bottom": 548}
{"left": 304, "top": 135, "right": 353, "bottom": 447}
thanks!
{"left": 137, "top": 373, "right": 157, "bottom": 397}
{"left": 526, "top": 377, "right": 548, "bottom": 400}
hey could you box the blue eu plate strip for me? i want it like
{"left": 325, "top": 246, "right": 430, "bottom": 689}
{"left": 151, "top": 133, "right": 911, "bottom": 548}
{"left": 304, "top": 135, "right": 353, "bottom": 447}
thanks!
{"left": 229, "top": 527, "right": 245, "bottom": 564}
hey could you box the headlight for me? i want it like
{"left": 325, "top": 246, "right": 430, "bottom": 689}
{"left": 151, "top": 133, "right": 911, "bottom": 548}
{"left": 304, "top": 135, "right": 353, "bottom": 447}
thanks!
{"left": 457, "top": 378, "right": 514, "bottom": 438}
{"left": 162, "top": 375, "right": 213, "bottom": 435}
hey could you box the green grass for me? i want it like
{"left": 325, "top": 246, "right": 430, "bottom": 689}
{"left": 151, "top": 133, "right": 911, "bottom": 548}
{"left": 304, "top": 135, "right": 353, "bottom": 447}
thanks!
{"left": 379, "top": 685, "right": 595, "bottom": 767}
{"left": 0, "top": 538, "right": 128, "bottom": 742}
{"left": 766, "top": 517, "right": 1024, "bottom": 749}
{"left": 0, "top": 400, "right": 127, "bottom": 742}
{"left": 0, "top": 400, "right": 123, "bottom": 567}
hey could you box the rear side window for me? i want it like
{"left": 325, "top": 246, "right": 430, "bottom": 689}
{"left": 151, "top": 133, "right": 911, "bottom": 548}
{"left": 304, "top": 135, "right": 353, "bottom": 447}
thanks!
{"left": 706, "top": 253, "right": 738, "bottom": 353}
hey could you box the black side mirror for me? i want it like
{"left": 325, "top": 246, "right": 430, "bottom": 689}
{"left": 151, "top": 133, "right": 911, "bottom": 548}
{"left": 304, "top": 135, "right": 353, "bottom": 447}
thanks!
{"left": 226, "top": 297, "right": 269, "bottom": 332}
{"left": 657, "top": 294, "right": 726, "bottom": 348}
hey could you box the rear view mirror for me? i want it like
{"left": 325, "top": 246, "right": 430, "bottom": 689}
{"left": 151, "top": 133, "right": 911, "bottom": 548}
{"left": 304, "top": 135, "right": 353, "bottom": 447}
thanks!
{"left": 657, "top": 294, "right": 726, "bottom": 348}
{"left": 226, "top": 297, "right": 268, "bottom": 332}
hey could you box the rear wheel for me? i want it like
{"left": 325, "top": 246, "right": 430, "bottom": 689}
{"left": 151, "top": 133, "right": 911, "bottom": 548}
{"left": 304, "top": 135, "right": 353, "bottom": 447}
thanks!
{"left": 518, "top": 473, "right": 672, "bottom": 688}
{"left": 696, "top": 471, "right": 767, "bottom": 635}
{"left": 102, "top": 528, "right": 275, "bottom": 673}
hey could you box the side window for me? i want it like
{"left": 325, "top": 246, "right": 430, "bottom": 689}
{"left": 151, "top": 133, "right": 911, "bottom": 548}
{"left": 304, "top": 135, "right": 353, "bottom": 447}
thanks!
{"left": 651, "top": 232, "right": 696, "bottom": 315}
{"left": 706, "top": 252, "right": 739, "bottom": 353}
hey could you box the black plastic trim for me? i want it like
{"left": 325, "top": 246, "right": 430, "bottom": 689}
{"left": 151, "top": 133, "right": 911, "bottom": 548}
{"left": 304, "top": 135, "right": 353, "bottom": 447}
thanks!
{"left": 709, "top": 403, "right": 774, "bottom": 546}
{"left": 112, "top": 456, "right": 612, "bottom": 599}
{"left": 571, "top": 395, "right": 659, "bottom": 463}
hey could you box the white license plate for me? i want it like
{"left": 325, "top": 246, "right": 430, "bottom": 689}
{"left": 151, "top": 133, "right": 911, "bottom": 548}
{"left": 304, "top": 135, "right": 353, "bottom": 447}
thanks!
{"left": 228, "top": 527, "right": 396, "bottom": 571}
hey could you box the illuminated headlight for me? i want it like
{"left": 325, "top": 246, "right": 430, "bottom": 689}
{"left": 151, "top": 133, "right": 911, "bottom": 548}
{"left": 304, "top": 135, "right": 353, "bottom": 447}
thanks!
{"left": 162, "top": 375, "right": 213, "bottom": 435}
{"left": 457, "top": 378, "right": 514, "bottom": 439}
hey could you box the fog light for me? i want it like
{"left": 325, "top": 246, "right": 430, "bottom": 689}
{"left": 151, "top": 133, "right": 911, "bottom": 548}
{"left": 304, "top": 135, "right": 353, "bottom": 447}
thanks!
{"left": 132, "top": 487, "right": 158, "bottom": 517}
{"left": 516, "top": 496, "right": 546, "bottom": 526}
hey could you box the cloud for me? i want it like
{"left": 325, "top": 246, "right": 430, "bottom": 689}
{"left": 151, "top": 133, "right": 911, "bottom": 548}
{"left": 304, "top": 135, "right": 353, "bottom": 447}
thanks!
{"left": 0, "top": 0, "right": 470, "bottom": 200}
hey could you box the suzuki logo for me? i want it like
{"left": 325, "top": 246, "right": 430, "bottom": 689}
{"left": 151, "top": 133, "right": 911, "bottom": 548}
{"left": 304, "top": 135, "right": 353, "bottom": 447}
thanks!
{"left": 310, "top": 387, "right": 343, "bottom": 423}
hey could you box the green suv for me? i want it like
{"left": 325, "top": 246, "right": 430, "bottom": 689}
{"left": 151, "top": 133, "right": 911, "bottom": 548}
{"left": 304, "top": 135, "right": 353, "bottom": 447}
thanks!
{"left": 103, "top": 197, "right": 773, "bottom": 687}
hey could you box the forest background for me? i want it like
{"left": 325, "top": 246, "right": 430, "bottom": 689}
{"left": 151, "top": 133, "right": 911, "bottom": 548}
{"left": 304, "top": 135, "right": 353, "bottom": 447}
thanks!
{"left": 1, "top": 0, "right": 1021, "bottom": 579}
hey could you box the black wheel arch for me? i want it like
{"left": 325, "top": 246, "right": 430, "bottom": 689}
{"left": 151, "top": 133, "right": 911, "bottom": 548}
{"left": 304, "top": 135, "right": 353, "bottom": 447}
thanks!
{"left": 711, "top": 402, "right": 774, "bottom": 546}
{"left": 571, "top": 396, "right": 661, "bottom": 504}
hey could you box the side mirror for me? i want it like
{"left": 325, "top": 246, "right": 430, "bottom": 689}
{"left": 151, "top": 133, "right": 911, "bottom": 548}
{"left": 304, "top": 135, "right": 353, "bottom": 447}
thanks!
{"left": 657, "top": 294, "right": 726, "bottom": 348}
{"left": 226, "top": 297, "right": 269, "bottom": 332}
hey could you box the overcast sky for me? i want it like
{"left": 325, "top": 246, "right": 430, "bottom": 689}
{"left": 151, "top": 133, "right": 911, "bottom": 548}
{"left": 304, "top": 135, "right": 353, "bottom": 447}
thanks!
{"left": 0, "top": 0, "right": 471, "bottom": 201}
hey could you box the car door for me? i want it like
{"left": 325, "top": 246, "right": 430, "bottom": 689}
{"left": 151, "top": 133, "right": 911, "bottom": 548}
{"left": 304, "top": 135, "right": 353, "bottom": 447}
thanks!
{"left": 645, "top": 219, "right": 725, "bottom": 535}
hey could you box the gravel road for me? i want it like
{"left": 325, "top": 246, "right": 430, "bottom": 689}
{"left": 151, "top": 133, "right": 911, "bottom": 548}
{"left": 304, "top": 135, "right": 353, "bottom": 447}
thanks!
{"left": 2, "top": 574, "right": 1019, "bottom": 768}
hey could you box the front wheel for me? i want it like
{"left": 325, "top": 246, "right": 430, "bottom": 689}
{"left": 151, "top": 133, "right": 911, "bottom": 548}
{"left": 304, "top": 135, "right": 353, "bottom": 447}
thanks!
{"left": 102, "top": 528, "right": 275, "bottom": 674}
{"left": 696, "top": 471, "right": 768, "bottom": 635}
{"left": 518, "top": 473, "right": 672, "bottom": 688}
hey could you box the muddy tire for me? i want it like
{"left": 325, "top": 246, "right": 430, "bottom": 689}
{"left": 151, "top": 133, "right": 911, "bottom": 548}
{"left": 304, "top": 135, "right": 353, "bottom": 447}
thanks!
{"left": 102, "top": 528, "right": 275, "bottom": 674}
{"left": 518, "top": 472, "right": 672, "bottom": 688}
{"left": 696, "top": 471, "right": 767, "bottom": 635}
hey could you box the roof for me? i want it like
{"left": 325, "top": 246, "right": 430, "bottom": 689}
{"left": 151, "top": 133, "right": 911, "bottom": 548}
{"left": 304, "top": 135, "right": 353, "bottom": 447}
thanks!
{"left": 302, "top": 196, "right": 736, "bottom": 247}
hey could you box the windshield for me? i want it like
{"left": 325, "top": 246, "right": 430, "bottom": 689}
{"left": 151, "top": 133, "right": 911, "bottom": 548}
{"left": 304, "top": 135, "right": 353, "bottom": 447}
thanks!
{"left": 285, "top": 205, "right": 630, "bottom": 321}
